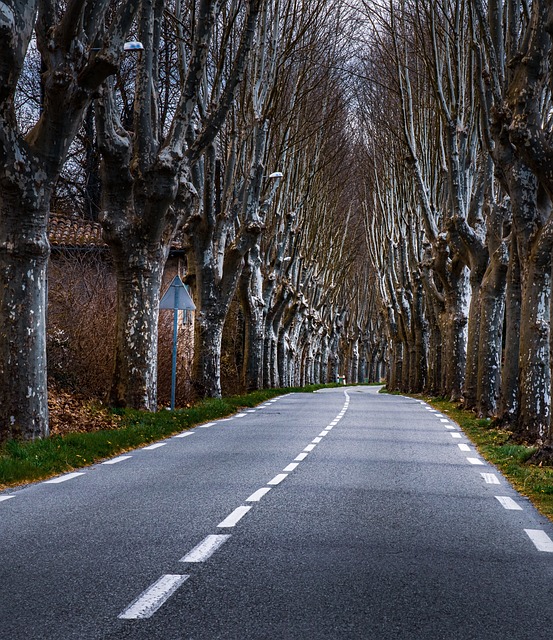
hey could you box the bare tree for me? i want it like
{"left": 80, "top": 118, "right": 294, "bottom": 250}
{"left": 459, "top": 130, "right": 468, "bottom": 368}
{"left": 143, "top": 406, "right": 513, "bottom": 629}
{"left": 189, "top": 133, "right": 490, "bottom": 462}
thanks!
{"left": 0, "top": 1, "right": 138, "bottom": 441}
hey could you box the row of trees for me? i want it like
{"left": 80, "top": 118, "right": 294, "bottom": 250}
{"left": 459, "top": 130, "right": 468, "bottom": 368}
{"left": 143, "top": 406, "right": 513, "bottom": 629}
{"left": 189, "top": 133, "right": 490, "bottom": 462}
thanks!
{"left": 5, "top": 1, "right": 551, "bottom": 453}
{"left": 1, "top": 0, "right": 372, "bottom": 443}
{"left": 360, "top": 0, "right": 553, "bottom": 449}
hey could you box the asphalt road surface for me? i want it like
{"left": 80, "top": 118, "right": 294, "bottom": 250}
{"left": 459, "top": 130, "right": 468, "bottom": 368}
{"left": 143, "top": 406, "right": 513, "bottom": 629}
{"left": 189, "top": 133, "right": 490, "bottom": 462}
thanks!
{"left": 1, "top": 386, "right": 552, "bottom": 639}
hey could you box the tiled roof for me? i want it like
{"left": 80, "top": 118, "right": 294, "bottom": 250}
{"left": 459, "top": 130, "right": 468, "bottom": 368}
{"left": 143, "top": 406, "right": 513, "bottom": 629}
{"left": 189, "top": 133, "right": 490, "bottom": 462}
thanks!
{"left": 49, "top": 214, "right": 106, "bottom": 247}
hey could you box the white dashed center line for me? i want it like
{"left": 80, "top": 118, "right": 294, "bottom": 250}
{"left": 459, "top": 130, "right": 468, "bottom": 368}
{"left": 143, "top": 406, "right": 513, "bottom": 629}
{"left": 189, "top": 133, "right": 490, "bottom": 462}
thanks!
{"left": 524, "top": 529, "right": 553, "bottom": 552}
{"left": 217, "top": 506, "right": 252, "bottom": 528}
{"left": 180, "top": 534, "right": 231, "bottom": 563}
{"left": 267, "top": 473, "right": 288, "bottom": 486}
{"left": 283, "top": 463, "right": 299, "bottom": 472}
{"left": 44, "top": 472, "right": 85, "bottom": 484}
{"left": 295, "top": 452, "right": 309, "bottom": 461}
{"left": 118, "top": 574, "right": 190, "bottom": 620}
{"left": 303, "top": 444, "right": 316, "bottom": 452}
{"left": 312, "top": 437, "right": 322, "bottom": 443}
{"left": 246, "top": 487, "right": 272, "bottom": 502}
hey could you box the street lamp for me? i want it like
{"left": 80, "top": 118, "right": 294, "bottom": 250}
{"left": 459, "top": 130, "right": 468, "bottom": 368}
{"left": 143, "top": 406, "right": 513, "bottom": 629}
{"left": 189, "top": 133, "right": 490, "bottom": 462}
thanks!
{"left": 123, "top": 41, "right": 144, "bottom": 51}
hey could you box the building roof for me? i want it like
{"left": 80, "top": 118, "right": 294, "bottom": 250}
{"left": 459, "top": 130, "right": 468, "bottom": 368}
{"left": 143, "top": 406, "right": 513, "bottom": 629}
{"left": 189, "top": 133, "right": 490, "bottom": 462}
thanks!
{"left": 49, "top": 214, "right": 105, "bottom": 248}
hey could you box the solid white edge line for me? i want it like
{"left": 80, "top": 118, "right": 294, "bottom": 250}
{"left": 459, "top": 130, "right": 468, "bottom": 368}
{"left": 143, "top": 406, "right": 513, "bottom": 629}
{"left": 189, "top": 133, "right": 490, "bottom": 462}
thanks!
{"left": 267, "top": 473, "right": 288, "bottom": 486}
{"left": 495, "top": 496, "right": 523, "bottom": 510}
{"left": 44, "top": 472, "right": 85, "bottom": 484}
{"left": 180, "top": 534, "right": 231, "bottom": 563}
{"left": 0, "top": 496, "right": 14, "bottom": 502}
{"left": 217, "top": 505, "right": 252, "bottom": 528}
{"left": 284, "top": 463, "right": 299, "bottom": 472}
{"left": 524, "top": 529, "right": 553, "bottom": 552}
{"left": 143, "top": 443, "right": 166, "bottom": 450}
{"left": 118, "top": 574, "right": 190, "bottom": 620}
{"left": 246, "top": 487, "right": 272, "bottom": 502}
{"left": 481, "top": 473, "right": 501, "bottom": 484}
{"left": 295, "top": 452, "right": 308, "bottom": 461}
{"left": 102, "top": 455, "right": 132, "bottom": 465}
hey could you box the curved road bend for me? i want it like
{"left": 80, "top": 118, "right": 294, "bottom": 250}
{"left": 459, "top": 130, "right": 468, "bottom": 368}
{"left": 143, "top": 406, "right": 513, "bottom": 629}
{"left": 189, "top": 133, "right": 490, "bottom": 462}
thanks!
{"left": 1, "top": 386, "right": 552, "bottom": 639}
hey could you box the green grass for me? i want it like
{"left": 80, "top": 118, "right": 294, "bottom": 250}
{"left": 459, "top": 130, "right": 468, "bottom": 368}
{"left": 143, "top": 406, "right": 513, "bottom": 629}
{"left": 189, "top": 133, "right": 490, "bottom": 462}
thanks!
{"left": 411, "top": 393, "right": 553, "bottom": 523}
{"left": 0, "top": 383, "right": 340, "bottom": 489}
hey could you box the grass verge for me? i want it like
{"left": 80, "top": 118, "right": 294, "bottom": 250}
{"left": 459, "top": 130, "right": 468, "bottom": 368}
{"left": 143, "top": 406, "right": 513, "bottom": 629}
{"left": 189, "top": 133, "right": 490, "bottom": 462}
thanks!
{"left": 0, "top": 383, "right": 339, "bottom": 490}
{"left": 413, "top": 394, "right": 553, "bottom": 523}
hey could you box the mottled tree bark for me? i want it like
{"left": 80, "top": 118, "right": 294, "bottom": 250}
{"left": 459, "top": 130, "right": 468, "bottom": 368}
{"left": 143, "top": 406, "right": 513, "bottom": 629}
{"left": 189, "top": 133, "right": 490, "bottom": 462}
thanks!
{"left": 0, "top": 0, "right": 138, "bottom": 440}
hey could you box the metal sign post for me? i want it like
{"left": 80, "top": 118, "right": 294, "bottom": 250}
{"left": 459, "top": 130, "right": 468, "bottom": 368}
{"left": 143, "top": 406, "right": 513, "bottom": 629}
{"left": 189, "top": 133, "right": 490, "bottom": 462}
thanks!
{"left": 159, "top": 275, "right": 196, "bottom": 410}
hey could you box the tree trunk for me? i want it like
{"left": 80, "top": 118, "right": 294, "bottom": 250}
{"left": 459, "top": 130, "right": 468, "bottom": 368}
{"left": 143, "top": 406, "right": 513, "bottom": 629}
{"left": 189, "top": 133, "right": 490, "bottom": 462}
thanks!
{"left": 239, "top": 251, "right": 264, "bottom": 391}
{"left": 0, "top": 206, "right": 49, "bottom": 441}
{"left": 498, "top": 239, "right": 521, "bottom": 424}
{"left": 516, "top": 243, "right": 552, "bottom": 442}
{"left": 109, "top": 246, "right": 166, "bottom": 409}
{"left": 193, "top": 311, "right": 225, "bottom": 398}
{"left": 443, "top": 267, "right": 470, "bottom": 401}
{"left": 476, "top": 243, "right": 508, "bottom": 417}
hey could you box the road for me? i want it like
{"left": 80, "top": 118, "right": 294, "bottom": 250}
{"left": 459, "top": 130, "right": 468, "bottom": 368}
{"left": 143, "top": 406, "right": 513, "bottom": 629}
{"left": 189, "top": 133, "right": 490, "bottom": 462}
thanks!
{"left": 1, "top": 386, "right": 552, "bottom": 639}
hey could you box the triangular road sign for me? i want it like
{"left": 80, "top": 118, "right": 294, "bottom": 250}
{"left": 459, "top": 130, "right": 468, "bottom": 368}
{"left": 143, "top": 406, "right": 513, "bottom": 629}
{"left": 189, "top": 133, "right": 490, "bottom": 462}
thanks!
{"left": 159, "top": 275, "right": 196, "bottom": 310}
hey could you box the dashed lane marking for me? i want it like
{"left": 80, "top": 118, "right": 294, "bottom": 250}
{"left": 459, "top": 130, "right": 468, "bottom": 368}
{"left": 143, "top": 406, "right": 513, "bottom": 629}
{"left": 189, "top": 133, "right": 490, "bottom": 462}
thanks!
{"left": 217, "top": 506, "right": 252, "bottom": 528}
{"left": 180, "top": 534, "right": 231, "bottom": 563}
{"left": 0, "top": 496, "right": 14, "bottom": 503}
{"left": 118, "top": 574, "right": 190, "bottom": 620}
{"left": 44, "top": 472, "right": 85, "bottom": 484}
{"left": 102, "top": 456, "right": 132, "bottom": 465}
{"left": 143, "top": 443, "right": 166, "bottom": 451}
{"left": 524, "top": 529, "right": 553, "bottom": 552}
{"left": 481, "top": 473, "right": 500, "bottom": 484}
{"left": 199, "top": 423, "right": 215, "bottom": 428}
{"left": 283, "top": 463, "right": 299, "bottom": 472}
{"left": 450, "top": 433, "right": 462, "bottom": 439}
{"left": 467, "top": 457, "right": 484, "bottom": 465}
{"left": 495, "top": 496, "right": 523, "bottom": 510}
{"left": 458, "top": 443, "right": 471, "bottom": 452}
{"left": 267, "top": 473, "right": 288, "bottom": 486}
{"left": 312, "top": 437, "right": 322, "bottom": 443}
{"left": 246, "top": 487, "right": 272, "bottom": 502}
{"left": 295, "top": 453, "right": 309, "bottom": 462}
{"left": 174, "top": 432, "right": 194, "bottom": 438}
{"left": 303, "top": 444, "right": 316, "bottom": 452}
